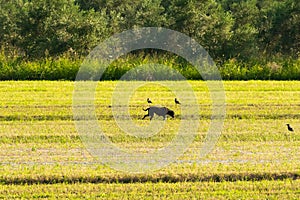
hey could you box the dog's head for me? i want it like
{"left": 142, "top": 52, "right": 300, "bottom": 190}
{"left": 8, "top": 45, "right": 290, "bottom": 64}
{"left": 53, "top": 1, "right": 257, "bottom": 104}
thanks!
{"left": 167, "top": 110, "right": 175, "bottom": 118}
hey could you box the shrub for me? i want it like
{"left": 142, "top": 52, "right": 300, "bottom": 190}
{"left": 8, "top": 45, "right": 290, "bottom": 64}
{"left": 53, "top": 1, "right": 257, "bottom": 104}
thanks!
{"left": 0, "top": 50, "right": 299, "bottom": 81}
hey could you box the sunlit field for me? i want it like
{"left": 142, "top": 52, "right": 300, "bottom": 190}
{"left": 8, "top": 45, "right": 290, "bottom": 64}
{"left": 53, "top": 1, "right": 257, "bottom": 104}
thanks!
{"left": 0, "top": 81, "right": 299, "bottom": 199}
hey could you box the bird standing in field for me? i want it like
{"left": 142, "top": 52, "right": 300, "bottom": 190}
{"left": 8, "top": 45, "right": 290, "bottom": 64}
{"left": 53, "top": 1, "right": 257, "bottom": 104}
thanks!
{"left": 147, "top": 98, "right": 152, "bottom": 104}
{"left": 175, "top": 98, "right": 181, "bottom": 105}
{"left": 286, "top": 124, "right": 294, "bottom": 132}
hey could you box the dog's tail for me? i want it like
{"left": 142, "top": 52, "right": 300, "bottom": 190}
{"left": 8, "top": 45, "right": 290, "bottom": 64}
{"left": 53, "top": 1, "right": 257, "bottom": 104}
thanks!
{"left": 143, "top": 108, "right": 150, "bottom": 111}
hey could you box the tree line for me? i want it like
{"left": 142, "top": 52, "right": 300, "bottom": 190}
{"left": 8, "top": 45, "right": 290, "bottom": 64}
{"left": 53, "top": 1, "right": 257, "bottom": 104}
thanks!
{"left": 0, "top": 0, "right": 299, "bottom": 63}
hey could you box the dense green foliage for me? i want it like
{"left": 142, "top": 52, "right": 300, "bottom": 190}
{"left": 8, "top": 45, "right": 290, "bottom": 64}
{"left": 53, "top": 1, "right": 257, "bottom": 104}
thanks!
{"left": 0, "top": 81, "right": 299, "bottom": 198}
{"left": 1, "top": 0, "right": 299, "bottom": 59}
{"left": 0, "top": 0, "right": 299, "bottom": 80}
{"left": 0, "top": 52, "right": 299, "bottom": 80}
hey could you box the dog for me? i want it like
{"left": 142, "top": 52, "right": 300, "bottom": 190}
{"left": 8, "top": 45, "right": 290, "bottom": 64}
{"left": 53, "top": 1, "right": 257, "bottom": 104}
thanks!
{"left": 142, "top": 106, "right": 175, "bottom": 120}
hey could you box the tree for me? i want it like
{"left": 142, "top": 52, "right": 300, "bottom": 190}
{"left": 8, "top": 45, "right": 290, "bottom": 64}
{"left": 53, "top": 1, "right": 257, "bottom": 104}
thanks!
{"left": 0, "top": 0, "right": 24, "bottom": 56}
{"left": 218, "top": 0, "right": 260, "bottom": 60}
{"left": 257, "top": 0, "right": 300, "bottom": 57}
{"left": 162, "top": 0, "right": 234, "bottom": 61}
{"left": 14, "top": 0, "right": 109, "bottom": 58}
{"left": 76, "top": 0, "right": 167, "bottom": 33}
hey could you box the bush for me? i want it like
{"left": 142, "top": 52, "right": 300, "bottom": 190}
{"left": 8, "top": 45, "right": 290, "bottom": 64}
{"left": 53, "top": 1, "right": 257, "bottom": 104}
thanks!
{"left": 0, "top": 52, "right": 80, "bottom": 80}
{"left": 0, "top": 50, "right": 299, "bottom": 81}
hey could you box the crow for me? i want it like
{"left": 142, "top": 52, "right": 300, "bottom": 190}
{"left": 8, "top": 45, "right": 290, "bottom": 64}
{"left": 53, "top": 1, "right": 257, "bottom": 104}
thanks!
{"left": 175, "top": 98, "right": 181, "bottom": 105}
{"left": 286, "top": 124, "right": 294, "bottom": 132}
{"left": 147, "top": 98, "right": 152, "bottom": 104}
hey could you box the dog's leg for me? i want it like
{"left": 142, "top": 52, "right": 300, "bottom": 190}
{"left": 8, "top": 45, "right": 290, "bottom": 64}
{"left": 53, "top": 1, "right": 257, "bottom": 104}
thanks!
{"left": 142, "top": 114, "right": 149, "bottom": 119}
{"left": 149, "top": 113, "right": 154, "bottom": 120}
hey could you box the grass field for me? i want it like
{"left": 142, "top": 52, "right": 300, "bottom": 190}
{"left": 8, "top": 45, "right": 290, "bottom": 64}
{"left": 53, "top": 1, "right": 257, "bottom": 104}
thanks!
{"left": 0, "top": 81, "right": 299, "bottom": 199}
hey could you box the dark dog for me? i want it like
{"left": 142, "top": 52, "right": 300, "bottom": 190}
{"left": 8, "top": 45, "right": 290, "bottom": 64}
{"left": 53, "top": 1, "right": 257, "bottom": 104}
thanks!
{"left": 142, "top": 106, "right": 175, "bottom": 120}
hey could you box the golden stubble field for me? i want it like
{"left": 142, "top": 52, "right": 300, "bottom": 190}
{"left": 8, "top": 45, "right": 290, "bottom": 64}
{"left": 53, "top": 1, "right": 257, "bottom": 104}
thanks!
{"left": 0, "top": 81, "right": 299, "bottom": 199}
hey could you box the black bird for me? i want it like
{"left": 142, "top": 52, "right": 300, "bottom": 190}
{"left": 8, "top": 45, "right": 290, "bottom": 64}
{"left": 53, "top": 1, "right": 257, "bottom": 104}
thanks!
{"left": 147, "top": 98, "right": 152, "bottom": 104}
{"left": 286, "top": 124, "right": 294, "bottom": 132}
{"left": 175, "top": 98, "right": 181, "bottom": 105}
